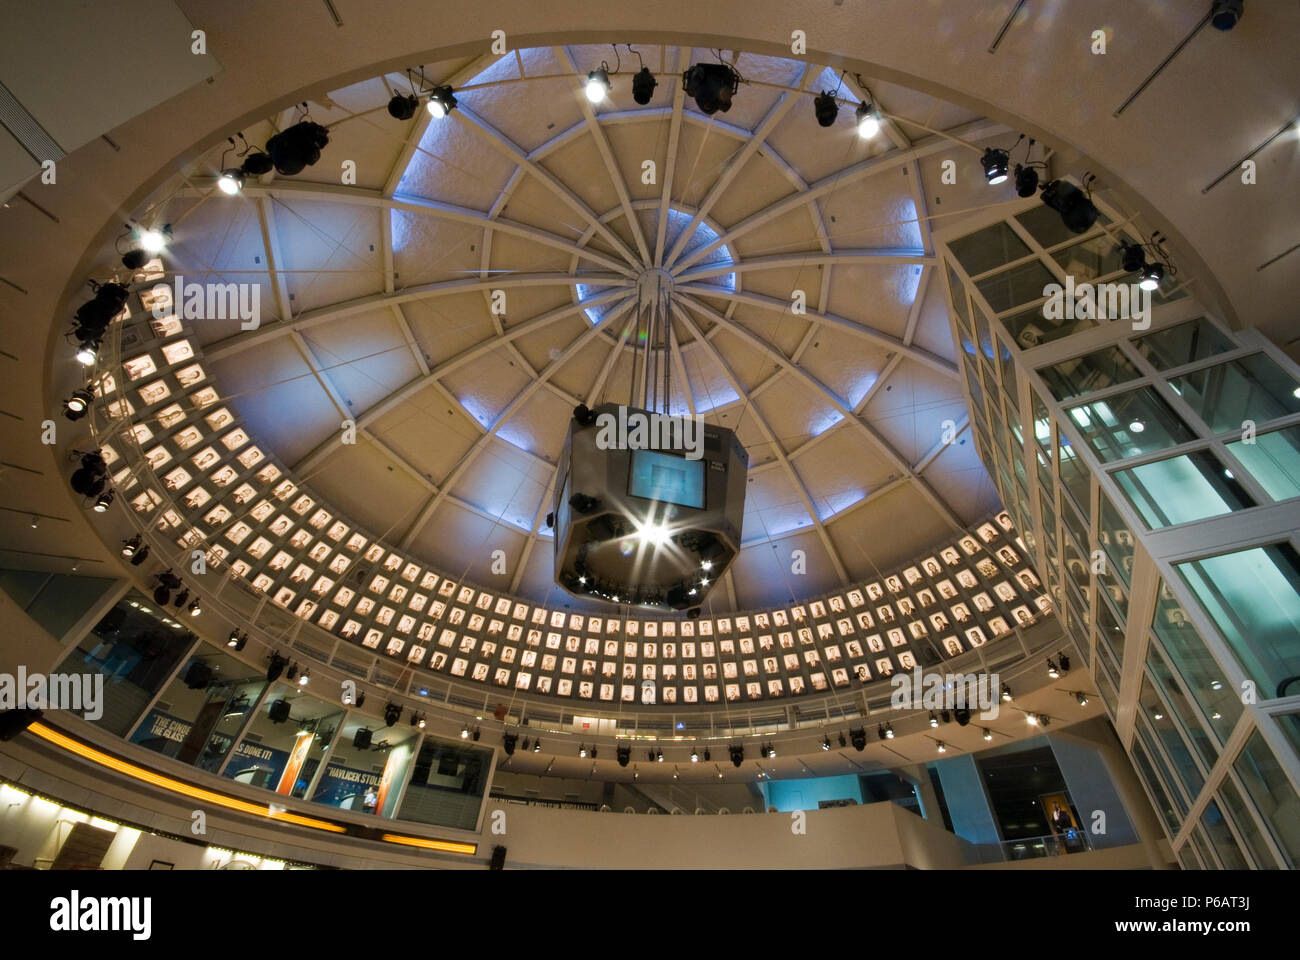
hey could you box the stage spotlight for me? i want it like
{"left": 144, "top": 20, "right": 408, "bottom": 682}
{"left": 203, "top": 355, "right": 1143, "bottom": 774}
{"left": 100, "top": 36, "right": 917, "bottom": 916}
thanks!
{"left": 656, "top": 750, "right": 664, "bottom": 763}
{"left": 980, "top": 147, "right": 1009, "bottom": 185}
{"left": 75, "top": 341, "right": 99, "bottom": 366}
{"left": 1120, "top": 241, "right": 1147, "bottom": 273}
{"left": 849, "top": 727, "right": 866, "bottom": 751}
{"left": 384, "top": 702, "right": 402, "bottom": 726}
{"left": 1210, "top": 0, "right": 1243, "bottom": 30}
{"left": 503, "top": 732, "right": 518, "bottom": 755}
{"left": 632, "top": 66, "right": 657, "bottom": 104}
{"left": 217, "top": 168, "right": 245, "bottom": 195}
{"left": 533, "top": 739, "right": 542, "bottom": 753}
{"left": 387, "top": 93, "right": 418, "bottom": 120}
{"left": 838, "top": 732, "right": 847, "bottom": 748}
{"left": 129, "top": 544, "right": 150, "bottom": 566}
{"left": 138, "top": 227, "right": 169, "bottom": 254}
{"left": 579, "top": 744, "right": 587, "bottom": 758}
{"left": 460, "top": 725, "right": 470, "bottom": 740}
{"left": 227, "top": 630, "right": 240, "bottom": 647}
{"left": 884, "top": 724, "right": 895, "bottom": 740}
{"left": 1001, "top": 685, "right": 1013, "bottom": 702}
{"left": 588, "top": 744, "right": 594, "bottom": 758}
{"left": 63, "top": 389, "right": 93, "bottom": 420}
{"left": 813, "top": 91, "right": 839, "bottom": 127}
{"left": 285, "top": 661, "right": 298, "bottom": 682}
{"left": 1059, "top": 653, "right": 1071, "bottom": 672}
{"left": 427, "top": 85, "right": 457, "bottom": 118}
{"left": 936, "top": 741, "right": 946, "bottom": 753}
{"left": 92, "top": 490, "right": 115, "bottom": 512}
{"left": 1047, "top": 658, "right": 1060, "bottom": 679}
{"left": 1139, "top": 262, "right": 1165, "bottom": 291}
{"left": 729, "top": 745, "right": 744, "bottom": 767}
{"left": 983, "top": 728, "right": 993, "bottom": 741}
{"left": 929, "top": 711, "right": 939, "bottom": 728}
{"left": 855, "top": 100, "right": 880, "bottom": 138}
{"left": 1014, "top": 163, "right": 1039, "bottom": 197}
{"left": 266, "top": 120, "right": 330, "bottom": 177}
{"left": 188, "top": 599, "right": 202, "bottom": 617}
{"left": 703, "top": 749, "right": 710, "bottom": 762}
{"left": 617, "top": 744, "right": 631, "bottom": 767}
{"left": 822, "top": 735, "right": 832, "bottom": 751}
{"left": 690, "top": 748, "right": 699, "bottom": 763}
{"left": 266, "top": 652, "right": 288, "bottom": 683}
{"left": 585, "top": 68, "right": 611, "bottom": 103}
{"left": 682, "top": 62, "right": 739, "bottom": 115}
{"left": 1075, "top": 691, "right": 1090, "bottom": 707}
{"left": 953, "top": 707, "right": 971, "bottom": 726}
{"left": 241, "top": 151, "right": 273, "bottom": 176}
{"left": 1040, "top": 179, "right": 1099, "bottom": 234}
{"left": 120, "top": 535, "right": 142, "bottom": 559}
{"left": 297, "top": 669, "right": 309, "bottom": 687}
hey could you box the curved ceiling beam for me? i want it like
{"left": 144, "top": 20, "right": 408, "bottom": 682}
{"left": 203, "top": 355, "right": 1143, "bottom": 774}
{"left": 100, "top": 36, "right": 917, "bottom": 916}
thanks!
{"left": 662, "top": 62, "right": 818, "bottom": 269}
{"left": 670, "top": 301, "right": 851, "bottom": 585}
{"left": 670, "top": 118, "right": 1006, "bottom": 276}
{"left": 654, "top": 47, "right": 685, "bottom": 267}
{"left": 290, "top": 288, "right": 635, "bottom": 475}
{"left": 676, "top": 284, "right": 957, "bottom": 380}
{"left": 397, "top": 298, "right": 636, "bottom": 549}
{"left": 677, "top": 292, "right": 966, "bottom": 533}
{"left": 183, "top": 180, "right": 639, "bottom": 277}
{"left": 676, "top": 249, "right": 933, "bottom": 282}
{"left": 452, "top": 104, "right": 642, "bottom": 268}
{"left": 206, "top": 271, "right": 632, "bottom": 360}
{"left": 556, "top": 46, "right": 652, "bottom": 264}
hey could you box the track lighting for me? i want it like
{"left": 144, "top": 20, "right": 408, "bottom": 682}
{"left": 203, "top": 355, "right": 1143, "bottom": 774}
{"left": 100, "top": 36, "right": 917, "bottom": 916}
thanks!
{"left": 855, "top": 100, "right": 880, "bottom": 138}
{"left": 1047, "top": 658, "right": 1061, "bottom": 679}
{"left": 813, "top": 91, "right": 839, "bottom": 127}
{"left": 929, "top": 711, "right": 939, "bottom": 728}
{"left": 460, "top": 725, "right": 470, "bottom": 740}
{"left": 822, "top": 735, "right": 832, "bottom": 750}
{"left": 503, "top": 732, "right": 518, "bottom": 755}
{"left": 729, "top": 744, "right": 744, "bottom": 767}
{"left": 1210, "top": 0, "right": 1243, "bottom": 31}
{"left": 936, "top": 741, "right": 946, "bottom": 753}
{"left": 838, "top": 732, "right": 847, "bottom": 748}
{"left": 689, "top": 748, "right": 699, "bottom": 763}
{"left": 533, "top": 739, "right": 542, "bottom": 753}
{"left": 63, "top": 388, "right": 93, "bottom": 420}
{"left": 1139, "top": 262, "right": 1165, "bottom": 291}
{"left": 241, "top": 151, "right": 273, "bottom": 176}
{"left": 1001, "top": 685, "right": 1013, "bottom": 702}
{"left": 70, "top": 451, "right": 107, "bottom": 498}
{"left": 227, "top": 630, "right": 240, "bottom": 647}
{"left": 129, "top": 544, "right": 150, "bottom": 566}
{"left": 983, "top": 728, "right": 993, "bottom": 741}
{"left": 1075, "top": 691, "right": 1090, "bottom": 706}
{"left": 266, "top": 119, "right": 329, "bottom": 177}
{"left": 387, "top": 93, "right": 418, "bottom": 120}
{"left": 632, "top": 66, "right": 657, "bottom": 104}
{"left": 617, "top": 744, "right": 631, "bottom": 767}
{"left": 656, "top": 750, "right": 664, "bottom": 763}
{"left": 1014, "top": 163, "right": 1039, "bottom": 197}
{"left": 884, "top": 724, "right": 894, "bottom": 740}
{"left": 285, "top": 661, "right": 298, "bottom": 682}
{"left": 266, "top": 652, "right": 288, "bottom": 683}
{"left": 92, "top": 490, "right": 114, "bottom": 512}
{"left": 1120, "top": 240, "right": 1146, "bottom": 273}
{"left": 426, "top": 85, "right": 457, "bottom": 118}
{"left": 188, "top": 599, "right": 202, "bottom": 617}
{"left": 1040, "top": 179, "right": 1099, "bottom": 234}
{"left": 75, "top": 342, "right": 98, "bottom": 366}
{"left": 297, "top": 669, "right": 309, "bottom": 686}
{"left": 120, "top": 535, "right": 142, "bottom": 559}
{"left": 1026, "top": 713, "right": 1040, "bottom": 726}
{"left": 1059, "top": 653, "right": 1071, "bottom": 672}
{"left": 579, "top": 744, "right": 587, "bottom": 758}
{"left": 384, "top": 702, "right": 402, "bottom": 726}
{"left": 217, "top": 168, "right": 245, "bottom": 195}
{"left": 585, "top": 68, "right": 611, "bottom": 104}
{"left": 682, "top": 62, "right": 739, "bottom": 115}
{"left": 980, "top": 147, "right": 1009, "bottom": 185}
{"left": 412, "top": 713, "right": 425, "bottom": 728}
{"left": 137, "top": 226, "right": 169, "bottom": 254}
{"left": 849, "top": 728, "right": 866, "bottom": 751}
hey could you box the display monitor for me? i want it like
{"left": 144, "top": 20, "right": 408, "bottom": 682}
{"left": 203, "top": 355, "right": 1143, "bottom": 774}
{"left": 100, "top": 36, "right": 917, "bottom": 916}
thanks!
{"left": 628, "top": 450, "right": 705, "bottom": 509}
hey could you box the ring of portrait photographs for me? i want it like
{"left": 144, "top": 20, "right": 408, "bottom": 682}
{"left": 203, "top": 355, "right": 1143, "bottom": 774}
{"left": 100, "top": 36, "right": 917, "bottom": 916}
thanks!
{"left": 96, "top": 309, "right": 1053, "bottom": 709}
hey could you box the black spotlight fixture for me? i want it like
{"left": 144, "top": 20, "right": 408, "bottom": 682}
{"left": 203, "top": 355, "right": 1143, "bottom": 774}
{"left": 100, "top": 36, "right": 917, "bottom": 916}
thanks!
{"left": 216, "top": 166, "right": 246, "bottom": 196}
{"left": 129, "top": 544, "right": 150, "bottom": 566}
{"left": 632, "top": 66, "right": 657, "bottom": 104}
{"left": 266, "top": 651, "right": 288, "bottom": 683}
{"left": 1120, "top": 240, "right": 1147, "bottom": 274}
{"left": 1040, "top": 179, "right": 1099, "bottom": 234}
{"left": 849, "top": 727, "right": 867, "bottom": 751}
{"left": 616, "top": 744, "right": 631, "bottom": 767}
{"left": 503, "top": 732, "right": 518, "bottom": 756}
{"left": 173, "top": 586, "right": 189, "bottom": 610}
{"left": 533, "top": 739, "right": 542, "bottom": 753}
{"left": 728, "top": 744, "right": 744, "bottom": 767}
{"left": 285, "top": 661, "right": 298, "bottom": 683}
{"left": 980, "top": 147, "right": 1010, "bottom": 185}
{"left": 120, "top": 535, "right": 143, "bottom": 559}
{"left": 1013, "top": 162, "right": 1039, "bottom": 198}
{"left": 759, "top": 744, "right": 770, "bottom": 759}
{"left": 226, "top": 629, "right": 240, "bottom": 647}
{"left": 838, "top": 732, "right": 847, "bottom": 748}
{"left": 384, "top": 701, "right": 402, "bottom": 727}
{"left": 682, "top": 62, "right": 739, "bottom": 115}
{"left": 821, "top": 735, "right": 832, "bottom": 751}
{"left": 426, "top": 85, "right": 458, "bottom": 118}
{"left": 953, "top": 707, "right": 972, "bottom": 727}
{"left": 241, "top": 150, "right": 273, "bottom": 176}
{"left": 92, "top": 489, "right": 115, "bottom": 513}
{"left": 813, "top": 90, "right": 839, "bottom": 127}
{"left": 1210, "top": 0, "right": 1243, "bottom": 30}
{"left": 1047, "top": 658, "right": 1061, "bottom": 679}
{"left": 929, "top": 711, "right": 939, "bottom": 728}
{"left": 70, "top": 451, "right": 107, "bottom": 498}
{"left": 1059, "top": 652, "right": 1071, "bottom": 673}
{"left": 702, "top": 748, "right": 710, "bottom": 762}
{"left": 266, "top": 118, "right": 330, "bottom": 177}
{"left": 121, "top": 248, "right": 148, "bottom": 270}
{"left": 152, "top": 570, "right": 181, "bottom": 606}
{"left": 387, "top": 92, "right": 418, "bottom": 120}
{"left": 1001, "top": 684, "right": 1013, "bottom": 702}
{"left": 572, "top": 403, "right": 598, "bottom": 427}
{"left": 1139, "top": 261, "right": 1165, "bottom": 291}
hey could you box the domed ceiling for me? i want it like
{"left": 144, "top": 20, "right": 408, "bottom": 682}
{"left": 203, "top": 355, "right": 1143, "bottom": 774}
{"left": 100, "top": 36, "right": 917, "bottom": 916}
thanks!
{"left": 138, "top": 43, "right": 1007, "bottom": 613}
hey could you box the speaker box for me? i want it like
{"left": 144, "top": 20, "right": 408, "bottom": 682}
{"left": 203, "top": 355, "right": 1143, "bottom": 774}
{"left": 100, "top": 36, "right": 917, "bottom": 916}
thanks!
{"left": 353, "top": 728, "right": 373, "bottom": 750}
{"left": 489, "top": 845, "right": 507, "bottom": 870}
{"left": 268, "top": 699, "right": 291, "bottom": 724}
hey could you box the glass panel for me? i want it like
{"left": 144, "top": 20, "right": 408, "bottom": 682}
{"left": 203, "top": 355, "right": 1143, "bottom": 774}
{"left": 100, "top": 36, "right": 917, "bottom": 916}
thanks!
{"left": 1114, "top": 449, "right": 1256, "bottom": 529}
{"left": 1003, "top": 302, "right": 1095, "bottom": 350}
{"left": 976, "top": 259, "right": 1058, "bottom": 314}
{"left": 1199, "top": 799, "right": 1250, "bottom": 868}
{"left": 72, "top": 591, "right": 195, "bottom": 736}
{"left": 1218, "top": 778, "right": 1278, "bottom": 869}
{"left": 1095, "top": 657, "right": 1119, "bottom": 718}
{"left": 947, "top": 221, "right": 1032, "bottom": 277}
{"left": 1129, "top": 738, "right": 1181, "bottom": 834}
{"left": 1151, "top": 582, "right": 1241, "bottom": 744}
{"left": 222, "top": 686, "right": 344, "bottom": 797}
{"left": 129, "top": 648, "right": 267, "bottom": 775}
{"left": 1169, "top": 353, "right": 1300, "bottom": 433}
{"left": 1097, "top": 493, "right": 1135, "bottom": 586}
{"left": 1133, "top": 317, "right": 1234, "bottom": 371}
{"left": 999, "top": 337, "right": 1019, "bottom": 404}
{"left": 1177, "top": 542, "right": 1300, "bottom": 699}
{"left": 1069, "top": 386, "right": 1196, "bottom": 463}
{"left": 1050, "top": 234, "right": 1125, "bottom": 281}
{"left": 397, "top": 737, "right": 493, "bottom": 830}
{"left": 1138, "top": 674, "right": 1204, "bottom": 799}
{"left": 1228, "top": 425, "right": 1300, "bottom": 502}
{"left": 1177, "top": 843, "right": 1203, "bottom": 870}
{"left": 1039, "top": 346, "right": 1141, "bottom": 402}
{"left": 1096, "top": 592, "right": 1126, "bottom": 663}
{"left": 1233, "top": 730, "right": 1300, "bottom": 868}
{"left": 945, "top": 263, "right": 970, "bottom": 327}
{"left": 973, "top": 301, "right": 996, "bottom": 364}
{"left": 1144, "top": 641, "right": 1218, "bottom": 771}
{"left": 1135, "top": 718, "right": 1188, "bottom": 813}
{"left": 1057, "top": 434, "right": 1091, "bottom": 516}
